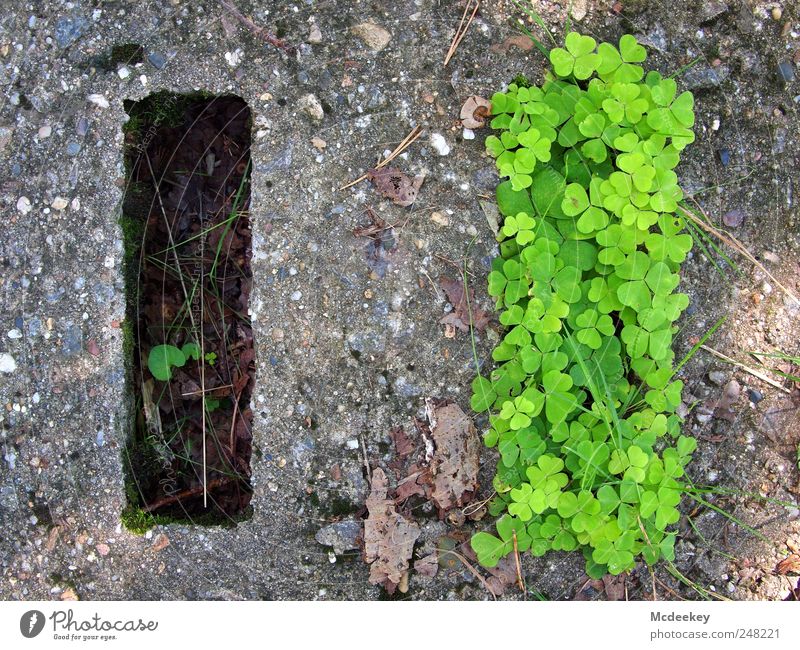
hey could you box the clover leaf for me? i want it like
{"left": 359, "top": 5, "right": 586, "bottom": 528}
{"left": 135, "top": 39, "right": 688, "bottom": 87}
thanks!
{"left": 148, "top": 344, "right": 186, "bottom": 381}
{"left": 550, "top": 32, "right": 599, "bottom": 80}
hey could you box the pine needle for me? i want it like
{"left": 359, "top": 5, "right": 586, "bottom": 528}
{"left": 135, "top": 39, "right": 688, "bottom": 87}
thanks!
{"left": 678, "top": 202, "right": 799, "bottom": 306}
{"left": 444, "top": 0, "right": 480, "bottom": 66}
{"left": 699, "top": 344, "right": 793, "bottom": 394}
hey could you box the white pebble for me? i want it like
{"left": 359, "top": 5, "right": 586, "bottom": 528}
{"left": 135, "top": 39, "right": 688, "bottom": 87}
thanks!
{"left": 117, "top": 66, "right": 130, "bottom": 80}
{"left": 462, "top": 128, "right": 475, "bottom": 140}
{"left": 225, "top": 49, "right": 243, "bottom": 67}
{"left": 290, "top": 290, "right": 302, "bottom": 301}
{"left": 51, "top": 197, "right": 68, "bottom": 211}
{"left": 345, "top": 439, "right": 359, "bottom": 450}
{"left": 16, "top": 196, "right": 31, "bottom": 214}
{"left": 7, "top": 329, "right": 22, "bottom": 339}
{"left": 87, "top": 93, "right": 110, "bottom": 109}
{"left": 430, "top": 132, "right": 451, "bottom": 156}
{"left": 0, "top": 353, "right": 17, "bottom": 373}
{"left": 38, "top": 125, "right": 52, "bottom": 139}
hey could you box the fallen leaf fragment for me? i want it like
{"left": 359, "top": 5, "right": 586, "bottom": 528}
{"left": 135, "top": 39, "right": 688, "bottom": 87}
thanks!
{"left": 710, "top": 379, "right": 741, "bottom": 421}
{"left": 61, "top": 588, "right": 79, "bottom": 601}
{"left": 363, "top": 468, "right": 420, "bottom": 593}
{"left": 602, "top": 573, "right": 627, "bottom": 600}
{"left": 390, "top": 426, "right": 415, "bottom": 458}
{"left": 490, "top": 34, "right": 534, "bottom": 54}
{"left": 439, "top": 276, "right": 490, "bottom": 332}
{"left": 414, "top": 553, "right": 439, "bottom": 578}
{"left": 460, "top": 95, "right": 491, "bottom": 129}
{"left": 775, "top": 554, "right": 800, "bottom": 575}
{"left": 151, "top": 533, "right": 170, "bottom": 552}
{"left": 428, "top": 401, "right": 480, "bottom": 512}
{"left": 367, "top": 167, "right": 424, "bottom": 207}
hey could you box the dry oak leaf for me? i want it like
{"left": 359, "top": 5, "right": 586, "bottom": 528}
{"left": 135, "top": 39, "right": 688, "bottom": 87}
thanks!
{"left": 428, "top": 401, "right": 480, "bottom": 512}
{"left": 460, "top": 95, "right": 492, "bottom": 129}
{"left": 363, "top": 468, "right": 421, "bottom": 593}
{"left": 366, "top": 167, "right": 424, "bottom": 207}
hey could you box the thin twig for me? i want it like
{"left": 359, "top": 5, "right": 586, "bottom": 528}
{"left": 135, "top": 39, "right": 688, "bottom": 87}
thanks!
{"left": 218, "top": 0, "right": 290, "bottom": 51}
{"left": 339, "top": 125, "right": 422, "bottom": 190}
{"left": 440, "top": 549, "right": 497, "bottom": 600}
{"left": 444, "top": 0, "right": 480, "bottom": 66}
{"left": 512, "top": 530, "right": 526, "bottom": 597}
{"left": 699, "top": 344, "right": 793, "bottom": 394}
{"left": 679, "top": 203, "right": 800, "bottom": 306}
{"left": 143, "top": 478, "right": 230, "bottom": 512}
{"left": 181, "top": 383, "right": 234, "bottom": 396}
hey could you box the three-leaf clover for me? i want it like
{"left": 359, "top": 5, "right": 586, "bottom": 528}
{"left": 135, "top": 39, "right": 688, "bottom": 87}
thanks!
{"left": 550, "top": 32, "right": 599, "bottom": 80}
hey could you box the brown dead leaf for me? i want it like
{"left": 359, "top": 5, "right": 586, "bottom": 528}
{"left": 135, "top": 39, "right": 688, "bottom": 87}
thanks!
{"left": 462, "top": 543, "right": 517, "bottom": 596}
{"left": 394, "top": 467, "right": 428, "bottom": 501}
{"left": 60, "top": 587, "right": 79, "bottom": 601}
{"left": 490, "top": 34, "right": 534, "bottom": 54}
{"left": 775, "top": 554, "right": 800, "bottom": 575}
{"left": 439, "top": 276, "right": 490, "bottom": 333}
{"left": 428, "top": 401, "right": 480, "bottom": 512}
{"left": 363, "top": 468, "right": 421, "bottom": 593}
{"left": 366, "top": 167, "right": 424, "bottom": 207}
{"left": 460, "top": 95, "right": 491, "bottom": 129}
{"left": 389, "top": 426, "right": 415, "bottom": 458}
{"left": 414, "top": 553, "right": 439, "bottom": 578}
{"left": 602, "top": 573, "right": 627, "bottom": 600}
{"left": 152, "top": 533, "right": 170, "bottom": 552}
{"left": 710, "top": 379, "right": 741, "bottom": 421}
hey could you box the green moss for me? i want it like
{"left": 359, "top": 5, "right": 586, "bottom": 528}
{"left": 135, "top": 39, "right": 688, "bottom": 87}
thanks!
{"left": 512, "top": 73, "right": 532, "bottom": 88}
{"left": 110, "top": 43, "right": 144, "bottom": 66}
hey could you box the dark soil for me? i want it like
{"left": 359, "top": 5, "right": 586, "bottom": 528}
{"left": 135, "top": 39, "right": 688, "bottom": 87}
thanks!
{"left": 122, "top": 94, "right": 255, "bottom": 520}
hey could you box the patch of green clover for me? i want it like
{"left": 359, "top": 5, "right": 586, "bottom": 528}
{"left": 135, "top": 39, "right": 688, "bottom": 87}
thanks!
{"left": 472, "top": 32, "right": 698, "bottom": 578}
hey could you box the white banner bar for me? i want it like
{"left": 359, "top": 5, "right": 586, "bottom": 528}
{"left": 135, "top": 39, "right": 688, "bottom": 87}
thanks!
{"left": 1, "top": 601, "right": 798, "bottom": 649}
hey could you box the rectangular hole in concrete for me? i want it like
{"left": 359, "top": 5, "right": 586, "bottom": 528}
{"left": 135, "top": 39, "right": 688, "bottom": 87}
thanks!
{"left": 120, "top": 92, "right": 254, "bottom": 527}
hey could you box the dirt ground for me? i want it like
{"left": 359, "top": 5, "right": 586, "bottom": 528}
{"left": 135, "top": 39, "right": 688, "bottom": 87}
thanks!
{"left": 0, "top": 0, "right": 799, "bottom": 601}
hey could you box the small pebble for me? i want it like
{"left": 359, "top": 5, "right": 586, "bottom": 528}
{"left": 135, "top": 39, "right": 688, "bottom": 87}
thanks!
{"left": 0, "top": 353, "right": 17, "bottom": 373}
{"left": 38, "top": 125, "right": 52, "bottom": 139}
{"left": 771, "top": 7, "right": 782, "bottom": 21}
{"left": 747, "top": 388, "right": 764, "bottom": 403}
{"left": 87, "top": 93, "right": 109, "bottom": 109}
{"left": 51, "top": 197, "right": 68, "bottom": 211}
{"left": 117, "top": 65, "right": 130, "bottom": 80}
{"left": 147, "top": 52, "right": 167, "bottom": 69}
{"left": 430, "top": 133, "right": 451, "bottom": 156}
{"left": 345, "top": 439, "right": 359, "bottom": 450}
{"left": 722, "top": 208, "right": 745, "bottom": 227}
{"left": 66, "top": 142, "right": 80, "bottom": 156}
{"left": 16, "top": 196, "right": 31, "bottom": 214}
{"left": 76, "top": 117, "right": 89, "bottom": 136}
{"left": 290, "top": 290, "right": 302, "bottom": 301}
{"left": 708, "top": 370, "right": 727, "bottom": 386}
{"left": 462, "top": 128, "right": 475, "bottom": 140}
{"left": 778, "top": 62, "right": 794, "bottom": 82}
{"left": 7, "top": 329, "right": 22, "bottom": 339}
{"left": 308, "top": 23, "right": 322, "bottom": 44}
{"left": 431, "top": 211, "right": 450, "bottom": 226}
{"left": 717, "top": 148, "right": 730, "bottom": 166}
